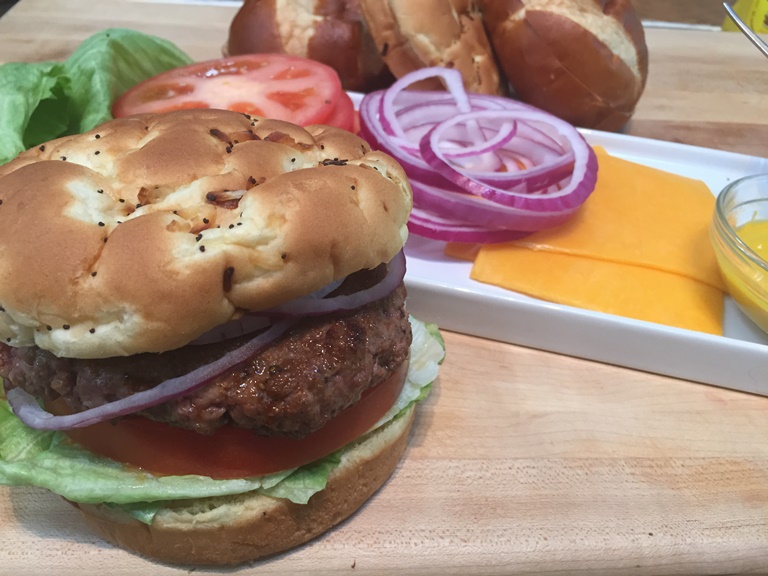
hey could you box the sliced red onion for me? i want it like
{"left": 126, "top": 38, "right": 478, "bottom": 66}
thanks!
{"left": 459, "top": 124, "right": 569, "bottom": 179}
{"left": 189, "top": 279, "right": 344, "bottom": 345}
{"left": 408, "top": 208, "right": 530, "bottom": 244}
{"left": 7, "top": 320, "right": 296, "bottom": 430}
{"left": 411, "top": 181, "right": 579, "bottom": 231}
{"left": 381, "top": 68, "right": 471, "bottom": 139}
{"left": 441, "top": 121, "right": 517, "bottom": 160}
{"left": 420, "top": 110, "right": 597, "bottom": 211}
{"left": 189, "top": 315, "right": 272, "bottom": 346}
{"left": 259, "top": 250, "right": 406, "bottom": 317}
{"left": 7, "top": 251, "right": 407, "bottom": 431}
{"left": 358, "top": 67, "right": 599, "bottom": 243}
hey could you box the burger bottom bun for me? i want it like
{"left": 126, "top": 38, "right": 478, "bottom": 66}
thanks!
{"left": 70, "top": 405, "right": 416, "bottom": 566}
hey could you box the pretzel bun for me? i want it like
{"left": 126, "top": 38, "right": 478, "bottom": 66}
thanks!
{"left": 357, "top": 0, "right": 501, "bottom": 94}
{"left": 0, "top": 109, "right": 411, "bottom": 358}
{"left": 70, "top": 404, "right": 414, "bottom": 566}
{"left": 480, "top": 0, "right": 648, "bottom": 130}
{"left": 226, "top": 0, "right": 393, "bottom": 92}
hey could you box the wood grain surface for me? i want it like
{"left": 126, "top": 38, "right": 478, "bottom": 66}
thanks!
{"left": 1, "top": 1, "right": 768, "bottom": 574}
{"left": 633, "top": 0, "right": 732, "bottom": 25}
{"left": 628, "top": 28, "right": 768, "bottom": 157}
{"left": 7, "top": 332, "right": 768, "bottom": 575}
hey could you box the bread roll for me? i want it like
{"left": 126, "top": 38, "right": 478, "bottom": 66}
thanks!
{"left": 225, "top": 0, "right": 648, "bottom": 128}
{"left": 227, "top": 0, "right": 393, "bottom": 92}
{"left": 358, "top": 0, "right": 502, "bottom": 94}
{"left": 480, "top": 0, "right": 648, "bottom": 130}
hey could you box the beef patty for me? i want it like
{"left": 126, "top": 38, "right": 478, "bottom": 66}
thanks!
{"left": 0, "top": 280, "right": 411, "bottom": 438}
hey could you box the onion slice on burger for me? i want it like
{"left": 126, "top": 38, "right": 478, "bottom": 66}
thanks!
{"left": 7, "top": 252, "right": 407, "bottom": 430}
{"left": 187, "top": 278, "right": 344, "bottom": 345}
{"left": 358, "top": 68, "right": 598, "bottom": 243}
{"left": 7, "top": 319, "right": 295, "bottom": 430}
{"left": 260, "top": 250, "right": 406, "bottom": 317}
{"left": 186, "top": 248, "right": 404, "bottom": 344}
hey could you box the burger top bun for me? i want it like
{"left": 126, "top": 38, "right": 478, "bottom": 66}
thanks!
{"left": 0, "top": 109, "right": 411, "bottom": 359}
{"left": 226, "top": 0, "right": 393, "bottom": 92}
{"left": 357, "top": 0, "right": 501, "bottom": 94}
{"left": 481, "top": 0, "right": 648, "bottom": 131}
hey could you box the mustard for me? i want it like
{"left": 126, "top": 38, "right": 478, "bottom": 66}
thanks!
{"left": 720, "top": 220, "right": 768, "bottom": 332}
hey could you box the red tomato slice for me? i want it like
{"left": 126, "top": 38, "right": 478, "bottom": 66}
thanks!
{"left": 352, "top": 110, "right": 361, "bottom": 135}
{"left": 112, "top": 54, "right": 343, "bottom": 128}
{"left": 319, "top": 91, "right": 355, "bottom": 132}
{"left": 58, "top": 362, "right": 407, "bottom": 479}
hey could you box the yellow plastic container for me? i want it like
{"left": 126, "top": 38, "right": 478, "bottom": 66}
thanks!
{"left": 723, "top": 0, "right": 768, "bottom": 33}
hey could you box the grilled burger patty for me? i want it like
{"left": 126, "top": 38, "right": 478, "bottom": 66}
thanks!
{"left": 0, "top": 281, "right": 411, "bottom": 438}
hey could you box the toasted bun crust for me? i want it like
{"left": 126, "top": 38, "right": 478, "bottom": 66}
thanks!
{"left": 358, "top": 0, "right": 501, "bottom": 94}
{"left": 227, "top": 0, "right": 393, "bottom": 92}
{"left": 71, "top": 405, "right": 415, "bottom": 566}
{"left": 0, "top": 109, "right": 411, "bottom": 358}
{"left": 481, "top": 0, "right": 648, "bottom": 130}
{"left": 225, "top": 0, "right": 647, "bottom": 129}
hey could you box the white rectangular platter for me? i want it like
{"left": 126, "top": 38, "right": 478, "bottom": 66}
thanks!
{"left": 402, "top": 131, "right": 768, "bottom": 395}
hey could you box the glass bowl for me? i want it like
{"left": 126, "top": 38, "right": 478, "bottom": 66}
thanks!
{"left": 710, "top": 173, "right": 768, "bottom": 332}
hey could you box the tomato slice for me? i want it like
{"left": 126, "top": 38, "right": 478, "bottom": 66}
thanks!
{"left": 112, "top": 54, "right": 343, "bottom": 128}
{"left": 58, "top": 362, "right": 407, "bottom": 479}
{"left": 319, "top": 91, "right": 355, "bottom": 132}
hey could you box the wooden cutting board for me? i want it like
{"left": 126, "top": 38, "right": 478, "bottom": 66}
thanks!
{"left": 2, "top": 1, "right": 768, "bottom": 574}
{"left": 6, "top": 331, "right": 768, "bottom": 575}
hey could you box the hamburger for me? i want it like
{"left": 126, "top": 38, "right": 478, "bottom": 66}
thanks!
{"left": 0, "top": 108, "right": 444, "bottom": 565}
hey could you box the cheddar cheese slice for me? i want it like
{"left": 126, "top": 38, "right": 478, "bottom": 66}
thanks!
{"left": 508, "top": 148, "right": 724, "bottom": 291}
{"left": 471, "top": 245, "right": 723, "bottom": 335}
{"left": 451, "top": 147, "right": 725, "bottom": 335}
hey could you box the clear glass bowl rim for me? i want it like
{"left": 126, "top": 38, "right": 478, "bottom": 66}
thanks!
{"left": 714, "top": 173, "right": 768, "bottom": 275}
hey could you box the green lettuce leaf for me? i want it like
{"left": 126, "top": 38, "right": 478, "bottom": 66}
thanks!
{"left": 0, "top": 28, "right": 193, "bottom": 165}
{"left": 0, "top": 62, "right": 65, "bottom": 165}
{"left": 61, "top": 29, "right": 193, "bottom": 134}
{"left": 259, "top": 453, "right": 341, "bottom": 504}
{"left": 0, "top": 317, "right": 444, "bottom": 523}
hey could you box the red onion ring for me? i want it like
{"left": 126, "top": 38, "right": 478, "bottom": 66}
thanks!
{"left": 7, "top": 319, "right": 296, "bottom": 430}
{"left": 7, "top": 252, "right": 407, "bottom": 430}
{"left": 441, "top": 121, "right": 517, "bottom": 160}
{"left": 189, "top": 278, "right": 344, "bottom": 345}
{"left": 381, "top": 68, "right": 471, "bottom": 139}
{"left": 259, "top": 250, "right": 406, "bottom": 317}
{"left": 358, "top": 68, "right": 598, "bottom": 243}
{"left": 189, "top": 315, "right": 272, "bottom": 346}
{"left": 410, "top": 181, "right": 579, "bottom": 231}
{"left": 420, "top": 110, "right": 597, "bottom": 210}
{"left": 409, "top": 208, "right": 530, "bottom": 243}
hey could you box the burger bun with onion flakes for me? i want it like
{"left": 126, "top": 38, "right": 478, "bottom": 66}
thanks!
{"left": 0, "top": 109, "right": 411, "bottom": 358}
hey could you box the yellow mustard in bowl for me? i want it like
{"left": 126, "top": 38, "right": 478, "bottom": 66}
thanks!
{"left": 711, "top": 174, "right": 768, "bottom": 333}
